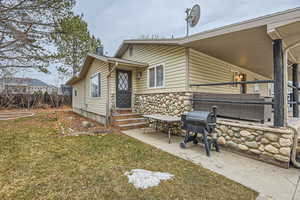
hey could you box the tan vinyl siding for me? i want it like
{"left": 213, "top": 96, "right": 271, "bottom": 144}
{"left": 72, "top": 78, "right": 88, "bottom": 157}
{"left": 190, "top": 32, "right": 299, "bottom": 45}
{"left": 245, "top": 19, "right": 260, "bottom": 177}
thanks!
{"left": 189, "top": 48, "right": 270, "bottom": 96}
{"left": 71, "top": 59, "right": 110, "bottom": 116}
{"left": 72, "top": 80, "right": 85, "bottom": 109}
{"left": 83, "top": 60, "right": 109, "bottom": 116}
{"left": 122, "top": 44, "right": 187, "bottom": 94}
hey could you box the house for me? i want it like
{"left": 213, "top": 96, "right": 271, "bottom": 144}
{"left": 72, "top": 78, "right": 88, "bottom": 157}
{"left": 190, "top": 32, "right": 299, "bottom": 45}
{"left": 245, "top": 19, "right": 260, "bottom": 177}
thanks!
{"left": 67, "top": 7, "right": 300, "bottom": 168}
{"left": 0, "top": 77, "right": 58, "bottom": 94}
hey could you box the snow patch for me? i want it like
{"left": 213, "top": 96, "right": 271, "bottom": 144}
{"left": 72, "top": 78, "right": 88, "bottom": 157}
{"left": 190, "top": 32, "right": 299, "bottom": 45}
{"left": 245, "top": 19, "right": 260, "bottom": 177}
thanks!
{"left": 124, "top": 169, "right": 174, "bottom": 189}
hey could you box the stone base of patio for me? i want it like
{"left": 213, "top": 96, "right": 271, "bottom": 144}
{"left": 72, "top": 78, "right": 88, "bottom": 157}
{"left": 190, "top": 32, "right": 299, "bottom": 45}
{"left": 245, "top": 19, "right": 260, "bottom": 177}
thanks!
{"left": 215, "top": 120, "right": 294, "bottom": 168}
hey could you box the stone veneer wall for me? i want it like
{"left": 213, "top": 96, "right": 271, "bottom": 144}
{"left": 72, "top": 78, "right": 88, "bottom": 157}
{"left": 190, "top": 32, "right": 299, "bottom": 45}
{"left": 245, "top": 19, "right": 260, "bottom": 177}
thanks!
{"left": 134, "top": 92, "right": 192, "bottom": 134}
{"left": 134, "top": 92, "right": 294, "bottom": 168}
{"left": 215, "top": 121, "right": 293, "bottom": 168}
{"left": 134, "top": 92, "right": 193, "bottom": 116}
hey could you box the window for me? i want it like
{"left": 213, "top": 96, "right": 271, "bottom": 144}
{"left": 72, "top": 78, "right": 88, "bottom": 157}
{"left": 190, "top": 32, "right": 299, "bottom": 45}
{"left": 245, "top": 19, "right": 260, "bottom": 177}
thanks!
{"left": 148, "top": 64, "right": 164, "bottom": 88}
{"left": 149, "top": 68, "right": 155, "bottom": 88}
{"left": 253, "top": 79, "right": 260, "bottom": 93}
{"left": 90, "top": 73, "right": 101, "bottom": 97}
{"left": 74, "top": 89, "right": 77, "bottom": 96}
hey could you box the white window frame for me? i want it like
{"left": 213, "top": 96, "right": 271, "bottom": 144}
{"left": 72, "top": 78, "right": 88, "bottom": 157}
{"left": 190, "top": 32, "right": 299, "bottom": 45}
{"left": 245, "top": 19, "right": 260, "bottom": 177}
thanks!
{"left": 147, "top": 64, "right": 165, "bottom": 89}
{"left": 90, "top": 72, "right": 101, "bottom": 98}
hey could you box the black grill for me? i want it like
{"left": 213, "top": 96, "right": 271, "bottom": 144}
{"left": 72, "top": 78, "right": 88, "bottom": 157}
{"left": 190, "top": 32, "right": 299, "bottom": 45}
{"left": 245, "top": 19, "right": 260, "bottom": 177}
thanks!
{"left": 180, "top": 106, "right": 220, "bottom": 157}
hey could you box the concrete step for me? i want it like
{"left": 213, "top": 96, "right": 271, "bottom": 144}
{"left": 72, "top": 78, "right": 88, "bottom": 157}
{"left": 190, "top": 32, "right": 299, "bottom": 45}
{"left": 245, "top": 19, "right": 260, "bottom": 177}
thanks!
{"left": 113, "top": 118, "right": 146, "bottom": 126}
{"left": 114, "top": 109, "right": 133, "bottom": 114}
{"left": 117, "top": 122, "right": 147, "bottom": 130}
{"left": 112, "top": 113, "right": 142, "bottom": 120}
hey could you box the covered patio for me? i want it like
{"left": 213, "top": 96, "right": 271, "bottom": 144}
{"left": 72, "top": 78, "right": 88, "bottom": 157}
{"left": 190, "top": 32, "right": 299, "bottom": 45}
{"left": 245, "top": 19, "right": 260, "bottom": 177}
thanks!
{"left": 180, "top": 7, "right": 300, "bottom": 128}
{"left": 172, "top": 8, "right": 300, "bottom": 169}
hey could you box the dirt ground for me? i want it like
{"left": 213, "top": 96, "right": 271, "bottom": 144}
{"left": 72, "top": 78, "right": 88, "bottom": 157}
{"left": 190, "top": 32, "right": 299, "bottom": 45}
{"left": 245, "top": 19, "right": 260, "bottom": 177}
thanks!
{"left": 49, "top": 110, "right": 108, "bottom": 135}
{"left": 0, "top": 107, "right": 108, "bottom": 135}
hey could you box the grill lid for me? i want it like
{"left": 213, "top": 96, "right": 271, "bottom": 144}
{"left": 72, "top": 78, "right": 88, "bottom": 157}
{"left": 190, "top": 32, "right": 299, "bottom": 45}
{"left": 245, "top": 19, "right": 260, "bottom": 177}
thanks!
{"left": 186, "top": 111, "right": 216, "bottom": 124}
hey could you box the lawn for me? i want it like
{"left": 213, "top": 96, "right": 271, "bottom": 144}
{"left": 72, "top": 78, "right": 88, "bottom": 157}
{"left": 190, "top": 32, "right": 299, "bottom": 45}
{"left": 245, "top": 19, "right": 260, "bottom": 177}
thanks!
{"left": 0, "top": 111, "right": 258, "bottom": 200}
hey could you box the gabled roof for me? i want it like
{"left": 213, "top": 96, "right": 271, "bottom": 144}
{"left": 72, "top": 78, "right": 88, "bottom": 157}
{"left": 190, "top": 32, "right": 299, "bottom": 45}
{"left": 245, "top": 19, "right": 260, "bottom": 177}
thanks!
{"left": 66, "top": 53, "right": 148, "bottom": 85}
{"left": 114, "top": 39, "right": 182, "bottom": 58}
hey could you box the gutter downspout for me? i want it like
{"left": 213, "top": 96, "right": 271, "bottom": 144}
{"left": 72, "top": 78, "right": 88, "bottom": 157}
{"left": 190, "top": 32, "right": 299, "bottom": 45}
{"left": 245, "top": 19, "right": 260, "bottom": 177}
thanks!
{"left": 105, "top": 62, "right": 118, "bottom": 128}
{"left": 284, "top": 40, "right": 300, "bottom": 168}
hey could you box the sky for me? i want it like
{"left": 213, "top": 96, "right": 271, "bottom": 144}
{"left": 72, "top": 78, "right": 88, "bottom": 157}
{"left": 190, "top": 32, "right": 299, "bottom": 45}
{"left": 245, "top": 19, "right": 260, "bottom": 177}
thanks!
{"left": 24, "top": 0, "right": 300, "bottom": 86}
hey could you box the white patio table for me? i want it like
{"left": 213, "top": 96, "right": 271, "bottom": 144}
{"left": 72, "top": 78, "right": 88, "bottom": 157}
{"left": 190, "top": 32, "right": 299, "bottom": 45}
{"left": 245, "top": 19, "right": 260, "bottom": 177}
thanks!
{"left": 143, "top": 114, "right": 181, "bottom": 144}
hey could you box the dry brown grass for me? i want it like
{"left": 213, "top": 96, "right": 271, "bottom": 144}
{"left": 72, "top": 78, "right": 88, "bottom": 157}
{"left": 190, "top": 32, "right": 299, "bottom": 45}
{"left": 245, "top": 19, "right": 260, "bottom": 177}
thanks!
{"left": 0, "top": 111, "right": 258, "bottom": 200}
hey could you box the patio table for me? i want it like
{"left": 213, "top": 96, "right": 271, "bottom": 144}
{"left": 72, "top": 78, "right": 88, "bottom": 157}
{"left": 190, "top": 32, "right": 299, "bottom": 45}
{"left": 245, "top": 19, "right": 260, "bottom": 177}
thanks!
{"left": 143, "top": 114, "right": 181, "bottom": 144}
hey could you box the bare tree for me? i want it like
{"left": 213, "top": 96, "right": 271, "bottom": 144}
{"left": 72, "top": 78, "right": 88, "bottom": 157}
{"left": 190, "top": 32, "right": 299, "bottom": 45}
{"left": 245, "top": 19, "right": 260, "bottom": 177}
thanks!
{"left": 0, "top": 0, "right": 75, "bottom": 72}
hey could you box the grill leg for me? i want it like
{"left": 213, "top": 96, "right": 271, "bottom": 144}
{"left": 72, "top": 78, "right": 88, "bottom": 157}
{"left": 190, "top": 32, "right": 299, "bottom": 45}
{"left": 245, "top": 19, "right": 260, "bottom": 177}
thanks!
{"left": 203, "top": 131, "right": 211, "bottom": 157}
{"left": 184, "top": 131, "right": 190, "bottom": 143}
{"left": 212, "top": 136, "right": 220, "bottom": 152}
{"left": 180, "top": 131, "right": 198, "bottom": 148}
{"left": 214, "top": 141, "right": 220, "bottom": 152}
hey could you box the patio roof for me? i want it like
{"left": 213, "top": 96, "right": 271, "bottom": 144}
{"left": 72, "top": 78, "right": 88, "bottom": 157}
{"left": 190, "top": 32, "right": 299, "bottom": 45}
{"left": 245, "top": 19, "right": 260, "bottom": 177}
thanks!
{"left": 180, "top": 7, "right": 300, "bottom": 79}
{"left": 66, "top": 53, "right": 148, "bottom": 85}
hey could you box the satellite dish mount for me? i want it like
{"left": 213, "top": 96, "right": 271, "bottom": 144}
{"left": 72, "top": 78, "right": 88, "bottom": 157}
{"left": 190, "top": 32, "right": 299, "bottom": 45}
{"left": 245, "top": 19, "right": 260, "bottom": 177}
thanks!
{"left": 185, "top": 4, "right": 201, "bottom": 37}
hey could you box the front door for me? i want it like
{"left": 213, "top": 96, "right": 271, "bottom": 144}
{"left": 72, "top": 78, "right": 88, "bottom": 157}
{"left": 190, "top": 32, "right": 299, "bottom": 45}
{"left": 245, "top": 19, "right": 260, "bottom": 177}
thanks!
{"left": 116, "top": 69, "right": 132, "bottom": 108}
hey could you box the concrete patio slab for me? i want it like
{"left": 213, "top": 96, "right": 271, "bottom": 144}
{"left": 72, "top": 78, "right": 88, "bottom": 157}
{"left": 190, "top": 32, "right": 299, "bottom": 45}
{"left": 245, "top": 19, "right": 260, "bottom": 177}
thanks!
{"left": 122, "top": 129, "right": 300, "bottom": 200}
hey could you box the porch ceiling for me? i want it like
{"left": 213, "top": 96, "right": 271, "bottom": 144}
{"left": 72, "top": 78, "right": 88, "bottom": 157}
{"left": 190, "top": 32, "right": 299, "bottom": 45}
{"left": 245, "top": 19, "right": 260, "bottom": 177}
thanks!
{"left": 179, "top": 7, "right": 300, "bottom": 80}
{"left": 182, "top": 26, "right": 274, "bottom": 79}
{"left": 277, "top": 21, "right": 300, "bottom": 62}
{"left": 270, "top": 21, "right": 300, "bottom": 79}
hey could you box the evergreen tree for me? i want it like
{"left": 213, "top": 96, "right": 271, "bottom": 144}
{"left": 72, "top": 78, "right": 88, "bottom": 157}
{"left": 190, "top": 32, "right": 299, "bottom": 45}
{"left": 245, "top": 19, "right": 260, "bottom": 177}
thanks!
{"left": 53, "top": 14, "right": 102, "bottom": 77}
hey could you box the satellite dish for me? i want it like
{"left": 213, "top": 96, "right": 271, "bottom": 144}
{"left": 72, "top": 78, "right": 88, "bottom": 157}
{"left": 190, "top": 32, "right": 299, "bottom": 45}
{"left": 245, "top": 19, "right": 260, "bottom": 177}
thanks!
{"left": 189, "top": 4, "right": 201, "bottom": 27}
{"left": 185, "top": 4, "right": 201, "bottom": 36}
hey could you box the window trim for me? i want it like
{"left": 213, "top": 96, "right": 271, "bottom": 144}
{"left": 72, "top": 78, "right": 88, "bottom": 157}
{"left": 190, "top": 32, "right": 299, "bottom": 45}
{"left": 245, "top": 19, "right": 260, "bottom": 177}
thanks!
{"left": 147, "top": 63, "right": 165, "bottom": 89}
{"left": 74, "top": 89, "right": 77, "bottom": 97}
{"left": 90, "top": 72, "right": 101, "bottom": 98}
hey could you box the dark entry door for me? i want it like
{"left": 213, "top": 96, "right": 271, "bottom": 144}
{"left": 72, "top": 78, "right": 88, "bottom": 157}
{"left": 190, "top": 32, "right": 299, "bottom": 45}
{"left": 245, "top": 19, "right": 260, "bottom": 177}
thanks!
{"left": 116, "top": 69, "right": 132, "bottom": 108}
